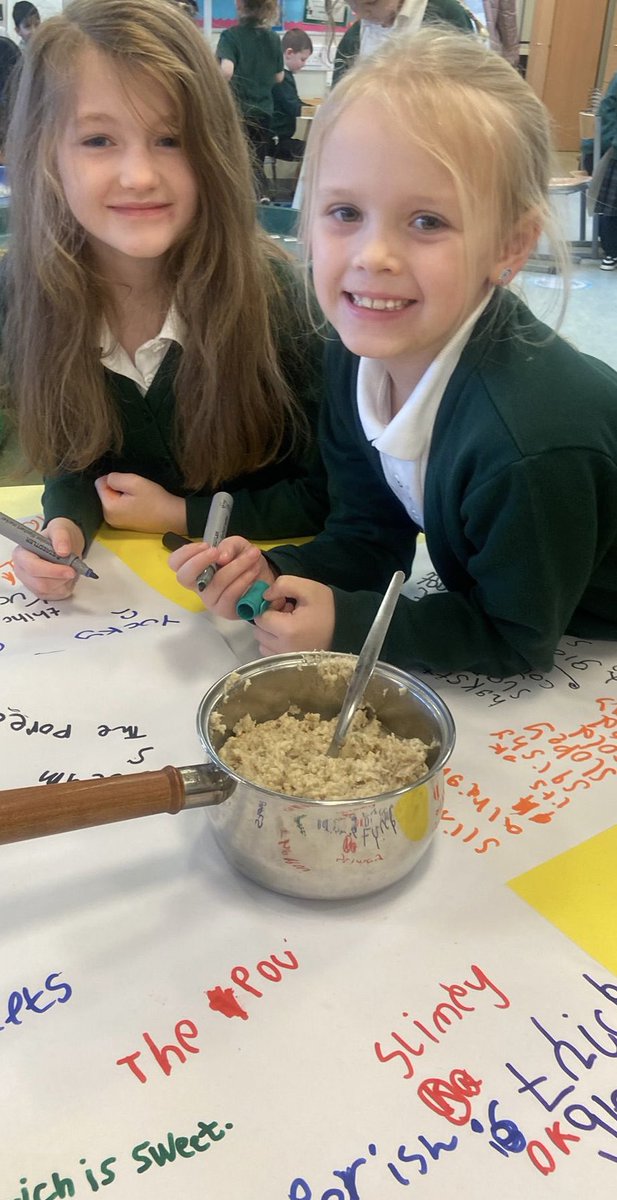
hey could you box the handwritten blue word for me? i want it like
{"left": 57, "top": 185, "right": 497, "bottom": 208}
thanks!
{"left": 0, "top": 592, "right": 61, "bottom": 652}
{"left": 0, "top": 971, "right": 72, "bottom": 1032}
{"left": 287, "top": 1092, "right": 584, "bottom": 1198}
{"left": 506, "top": 972, "right": 617, "bottom": 1163}
{"left": 74, "top": 607, "right": 180, "bottom": 640}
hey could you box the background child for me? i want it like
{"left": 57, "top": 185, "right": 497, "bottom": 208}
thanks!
{"left": 171, "top": 26, "right": 617, "bottom": 678}
{"left": 12, "top": 1, "right": 40, "bottom": 46}
{"left": 0, "top": 34, "right": 19, "bottom": 152}
{"left": 171, "top": 0, "right": 200, "bottom": 18}
{"left": 216, "top": 0, "right": 284, "bottom": 197}
{"left": 481, "top": 0, "right": 519, "bottom": 68}
{"left": 331, "top": 0, "right": 473, "bottom": 87}
{"left": 1, "top": 0, "right": 327, "bottom": 601}
{"left": 271, "top": 28, "right": 313, "bottom": 163}
{"left": 583, "top": 71, "right": 617, "bottom": 271}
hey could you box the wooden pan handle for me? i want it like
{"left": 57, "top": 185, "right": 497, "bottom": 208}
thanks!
{"left": 0, "top": 766, "right": 186, "bottom": 846}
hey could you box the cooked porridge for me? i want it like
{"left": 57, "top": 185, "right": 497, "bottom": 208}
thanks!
{"left": 218, "top": 705, "right": 431, "bottom": 800}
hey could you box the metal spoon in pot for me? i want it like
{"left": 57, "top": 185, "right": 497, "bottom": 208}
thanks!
{"left": 326, "top": 570, "right": 406, "bottom": 758}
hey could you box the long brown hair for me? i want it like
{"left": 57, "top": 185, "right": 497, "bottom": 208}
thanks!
{"left": 3, "top": 0, "right": 303, "bottom": 488}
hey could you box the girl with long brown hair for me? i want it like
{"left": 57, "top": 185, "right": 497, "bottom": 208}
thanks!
{"left": 2, "top": 0, "right": 327, "bottom": 599}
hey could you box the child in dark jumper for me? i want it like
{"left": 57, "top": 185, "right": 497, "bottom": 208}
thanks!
{"left": 271, "top": 28, "right": 313, "bottom": 163}
{"left": 216, "top": 0, "right": 284, "bottom": 196}
{"left": 2, "top": 0, "right": 327, "bottom": 600}
{"left": 171, "top": 27, "right": 617, "bottom": 677}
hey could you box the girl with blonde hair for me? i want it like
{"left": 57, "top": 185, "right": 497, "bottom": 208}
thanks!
{"left": 172, "top": 26, "right": 617, "bottom": 677}
{"left": 2, "top": 0, "right": 327, "bottom": 599}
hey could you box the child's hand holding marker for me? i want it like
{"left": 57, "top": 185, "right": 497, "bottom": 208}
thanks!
{"left": 169, "top": 530, "right": 334, "bottom": 648}
{"left": 249, "top": 577, "right": 336, "bottom": 656}
{"left": 169, "top": 535, "right": 281, "bottom": 621}
{"left": 165, "top": 492, "right": 265, "bottom": 616}
{"left": 167, "top": 491, "right": 331, "bottom": 641}
{"left": 7, "top": 515, "right": 90, "bottom": 600}
{"left": 194, "top": 491, "right": 234, "bottom": 592}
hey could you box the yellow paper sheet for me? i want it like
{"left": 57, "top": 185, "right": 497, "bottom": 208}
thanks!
{"left": 0, "top": 483, "right": 311, "bottom": 612}
{"left": 0, "top": 484, "right": 201, "bottom": 610}
{"left": 509, "top": 824, "right": 617, "bottom": 975}
{"left": 96, "top": 524, "right": 203, "bottom": 611}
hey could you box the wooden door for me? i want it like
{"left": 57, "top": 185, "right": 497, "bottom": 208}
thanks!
{"left": 528, "top": 0, "right": 610, "bottom": 151}
{"left": 603, "top": 2, "right": 617, "bottom": 89}
{"left": 526, "top": 0, "right": 556, "bottom": 96}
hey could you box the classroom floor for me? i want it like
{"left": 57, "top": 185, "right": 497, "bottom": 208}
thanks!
{"left": 522, "top": 255, "right": 617, "bottom": 371}
{"left": 0, "top": 193, "right": 615, "bottom": 488}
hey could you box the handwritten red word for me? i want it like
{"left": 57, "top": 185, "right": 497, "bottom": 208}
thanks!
{"left": 374, "top": 963, "right": 509, "bottom": 1079}
{"left": 117, "top": 1019, "right": 199, "bottom": 1084}
{"left": 417, "top": 1071, "right": 581, "bottom": 1176}
{"left": 206, "top": 948, "right": 299, "bottom": 1019}
{"left": 116, "top": 945, "right": 298, "bottom": 1082}
{"left": 418, "top": 1068, "right": 482, "bottom": 1125}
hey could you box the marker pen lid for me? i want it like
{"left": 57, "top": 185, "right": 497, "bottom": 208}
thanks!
{"left": 236, "top": 581, "right": 270, "bottom": 622}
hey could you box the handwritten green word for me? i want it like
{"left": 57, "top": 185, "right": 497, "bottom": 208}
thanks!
{"left": 131, "top": 1118, "right": 234, "bottom": 1173}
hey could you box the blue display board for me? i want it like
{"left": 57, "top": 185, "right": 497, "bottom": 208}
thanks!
{"left": 213, "top": 0, "right": 348, "bottom": 30}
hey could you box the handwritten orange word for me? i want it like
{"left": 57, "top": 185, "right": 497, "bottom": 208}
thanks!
{"left": 440, "top": 767, "right": 522, "bottom": 855}
{"left": 490, "top": 696, "right": 617, "bottom": 820}
{"left": 440, "top": 698, "right": 617, "bottom": 853}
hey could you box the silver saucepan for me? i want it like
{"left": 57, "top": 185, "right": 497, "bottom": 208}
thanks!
{"left": 0, "top": 653, "right": 455, "bottom": 899}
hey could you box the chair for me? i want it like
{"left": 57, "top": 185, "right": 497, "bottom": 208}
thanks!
{"left": 578, "top": 110, "right": 601, "bottom": 259}
{"left": 255, "top": 202, "right": 298, "bottom": 237}
{"left": 265, "top": 107, "right": 316, "bottom": 203}
{"left": 264, "top": 136, "right": 302, "bottom": 204}
{"left": 255, "top": 202, "right": 302, "bottom": 260}
{"left": 547, "top": 175, "right": 590, "bottom": 246}
{"left": 529, "top": 112, "right": 601, "bottom": 267}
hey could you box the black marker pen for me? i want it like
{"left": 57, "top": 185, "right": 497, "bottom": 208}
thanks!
{"left": 195, "top": 492, "right": 234, "bottom": 593}
{"left": 0, "top": 511, "right": 98, "bottom": 579}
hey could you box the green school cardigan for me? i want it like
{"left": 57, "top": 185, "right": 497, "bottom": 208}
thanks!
{"left": 267, "top": 291, "right": 617, "bottom": 676}
{"left": 0, "top": 256, "right": 329, "bottom": 548}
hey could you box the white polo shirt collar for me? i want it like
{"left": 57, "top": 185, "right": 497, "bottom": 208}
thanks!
{"left": 357, "top": 292, "right": 493, "bottom": 526}
{"left": 100, "top": 306, "right": 185, "bottom": 395}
